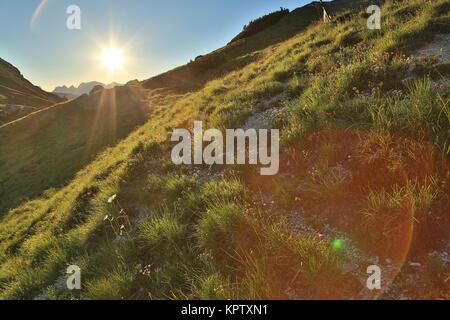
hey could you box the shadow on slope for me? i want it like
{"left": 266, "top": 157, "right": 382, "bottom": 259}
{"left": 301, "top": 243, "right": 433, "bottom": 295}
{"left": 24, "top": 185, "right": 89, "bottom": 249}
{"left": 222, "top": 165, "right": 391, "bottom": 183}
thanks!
{"left": 0, "top": 85, "right": 150, "bottom": 214}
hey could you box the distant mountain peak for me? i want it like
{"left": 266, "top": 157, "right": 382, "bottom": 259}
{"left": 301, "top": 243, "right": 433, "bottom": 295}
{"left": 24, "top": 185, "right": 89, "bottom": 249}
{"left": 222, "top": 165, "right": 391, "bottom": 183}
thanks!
{"left": 53, "top": 81, "right": 122, "bottom": 98}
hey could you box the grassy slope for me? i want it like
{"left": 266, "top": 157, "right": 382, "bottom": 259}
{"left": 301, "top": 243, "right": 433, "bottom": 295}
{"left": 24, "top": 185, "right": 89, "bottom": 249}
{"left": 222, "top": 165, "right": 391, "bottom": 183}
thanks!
{"left": 0, "top": 58, "right": 62, "bottom": 124}
{"left": 0, "top": 0, "right": 449, "bottom": 299}
{"left": 0, "top": 85, "right": 150, "bottom": 213}
{"left": 0, "top": 1, "right": 321, "bottom": 215}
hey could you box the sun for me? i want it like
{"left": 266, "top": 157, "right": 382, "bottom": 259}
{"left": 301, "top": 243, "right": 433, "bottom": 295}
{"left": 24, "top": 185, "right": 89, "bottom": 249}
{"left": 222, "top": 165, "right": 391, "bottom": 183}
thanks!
{"left": 101, "top": 48, "right": 124, "bottom": 72}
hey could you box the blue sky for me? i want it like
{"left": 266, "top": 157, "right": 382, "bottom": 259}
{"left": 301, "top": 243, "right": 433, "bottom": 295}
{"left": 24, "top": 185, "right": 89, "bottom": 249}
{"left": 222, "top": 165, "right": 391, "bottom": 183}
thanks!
{"left": 0, "top": 0, "right": 310, "bottom": 90}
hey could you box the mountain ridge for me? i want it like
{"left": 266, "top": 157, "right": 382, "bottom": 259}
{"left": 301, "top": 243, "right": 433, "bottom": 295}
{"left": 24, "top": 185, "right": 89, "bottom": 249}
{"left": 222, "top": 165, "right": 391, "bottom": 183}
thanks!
{"left": 53, "top": 81, "right": 122, "bottom": 98}
{"left": 0, "top": 58, "right": 63, "bottom": 124}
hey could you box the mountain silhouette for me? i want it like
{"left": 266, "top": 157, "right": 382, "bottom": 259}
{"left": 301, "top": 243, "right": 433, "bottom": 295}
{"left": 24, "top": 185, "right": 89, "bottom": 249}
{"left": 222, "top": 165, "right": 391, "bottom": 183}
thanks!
{"left": 53, "top": 81, "right": 122, "bottom": 98}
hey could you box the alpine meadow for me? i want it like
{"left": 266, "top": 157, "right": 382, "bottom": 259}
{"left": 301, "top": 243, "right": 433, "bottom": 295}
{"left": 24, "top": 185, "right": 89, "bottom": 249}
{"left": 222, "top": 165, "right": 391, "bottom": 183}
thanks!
{"left": 0, "top": 0, "right": 449, "bottom": 302}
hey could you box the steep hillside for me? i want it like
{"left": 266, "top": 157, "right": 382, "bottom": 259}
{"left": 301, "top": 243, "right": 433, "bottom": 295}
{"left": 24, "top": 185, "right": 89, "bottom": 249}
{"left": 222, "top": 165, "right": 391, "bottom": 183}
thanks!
{"left": 0, "top": 84, "right": 150, "bottom": 213}
{"left": 0, "top": 58, "right": 63, "bottom": 124}
{"left": 229, "top": 8, "right": 290, "bottom": 44}
{"left": 141, "top": 2, "right": 320, "bottom": 92}
{"left": 0, "top": 0, "right": 449, "bottom": 300}
{"left": 140, "top": 0, "right": 374, "bottom": 93}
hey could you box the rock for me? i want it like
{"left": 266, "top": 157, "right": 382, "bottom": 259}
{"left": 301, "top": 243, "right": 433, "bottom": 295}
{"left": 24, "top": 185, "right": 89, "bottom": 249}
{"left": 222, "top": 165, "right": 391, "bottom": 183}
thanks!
{"left": 126, "top": 79, "right": 140, "bottom": 86}
{"left": 409, "top": 262, "right": 422, "bottom": 268}
{"left": 89, "top": 84, "right": 104, "bottom": 94}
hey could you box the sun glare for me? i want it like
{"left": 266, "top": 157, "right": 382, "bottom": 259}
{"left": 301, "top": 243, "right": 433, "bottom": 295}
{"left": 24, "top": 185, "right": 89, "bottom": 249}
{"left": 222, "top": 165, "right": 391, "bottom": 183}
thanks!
{"left": 101, "top": 48, "right": 124, "bottom": 72}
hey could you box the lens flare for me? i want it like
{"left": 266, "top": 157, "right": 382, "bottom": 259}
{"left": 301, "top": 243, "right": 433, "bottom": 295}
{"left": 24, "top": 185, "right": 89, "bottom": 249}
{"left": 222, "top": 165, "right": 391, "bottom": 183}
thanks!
{"left": 332, "top": 238, "right": 345, "bottom": 251}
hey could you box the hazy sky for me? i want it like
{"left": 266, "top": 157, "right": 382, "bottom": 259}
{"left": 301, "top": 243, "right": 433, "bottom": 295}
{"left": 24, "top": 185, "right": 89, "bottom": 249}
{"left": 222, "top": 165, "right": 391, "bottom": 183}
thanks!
{"left": 0, "top": 0, "right": 310, "bottom": 91}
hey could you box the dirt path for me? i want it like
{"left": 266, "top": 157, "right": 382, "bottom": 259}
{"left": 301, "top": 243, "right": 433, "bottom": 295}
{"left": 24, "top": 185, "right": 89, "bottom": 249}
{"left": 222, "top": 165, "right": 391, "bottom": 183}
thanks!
{"left": 414, "top": 34, "right": 450, "bottom": 63}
